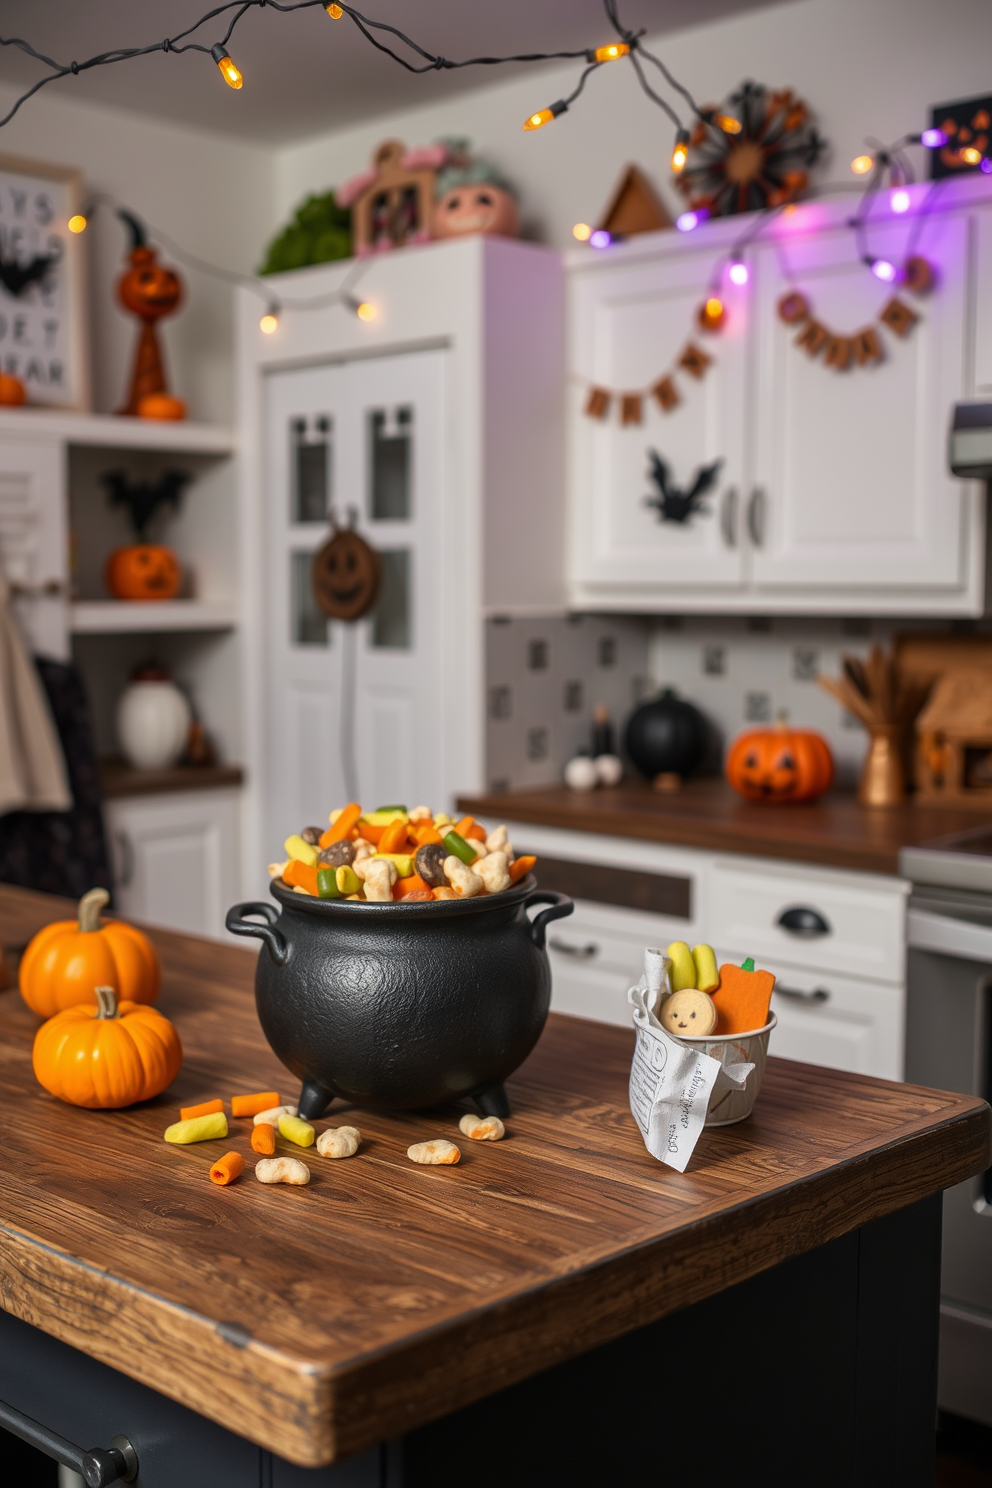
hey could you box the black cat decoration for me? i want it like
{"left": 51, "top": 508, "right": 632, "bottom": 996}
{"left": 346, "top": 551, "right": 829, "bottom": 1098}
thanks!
{"left": 643, "top": 451, "right": 723, "bottom": 526}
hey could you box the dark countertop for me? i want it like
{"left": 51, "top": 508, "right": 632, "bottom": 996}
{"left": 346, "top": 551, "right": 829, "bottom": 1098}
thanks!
{"left": 0, "top": 883, "right": 987, "bottom": 1467}
{"left": 456, "top": 779, "right": 992, "bottom": 877}
{"left": 100, "top": 757, "right": 244, "bottom": 799}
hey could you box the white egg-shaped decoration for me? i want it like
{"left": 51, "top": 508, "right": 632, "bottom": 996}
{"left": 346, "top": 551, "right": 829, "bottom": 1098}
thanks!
{"left": 564, "top": 755, "right": 599, "bottom": 792}
{"left": 116, "top": 680, "right": 191, "bottom": 771}
{"left": 594, "top": 753, "right": 624, "bottom": 787}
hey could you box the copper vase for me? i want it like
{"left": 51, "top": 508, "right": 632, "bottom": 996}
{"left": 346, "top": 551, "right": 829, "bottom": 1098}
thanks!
{"left": 859, "top": 724, "right": 906, "bottom": 807}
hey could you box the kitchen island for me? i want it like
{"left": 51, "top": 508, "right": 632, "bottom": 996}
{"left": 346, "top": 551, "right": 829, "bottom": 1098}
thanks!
{"left": 0, "top": 883, "right": 987, "bottom": 1487}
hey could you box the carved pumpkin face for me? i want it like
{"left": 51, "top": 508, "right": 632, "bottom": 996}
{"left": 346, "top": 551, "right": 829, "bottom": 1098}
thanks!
{"left": 117, "top": 246, "right": 183, "bottom": 322}
{"left": 313, "top": 528, "right": 380, "bottom": 621}
{"left": 725, "top": 726, "right": 834, "bottom": 804}
{"left": 432, "top": 184, "right": 520, "bottom": 240}
{"left": 105, "top": 545, "right": 182, "bottom": 601}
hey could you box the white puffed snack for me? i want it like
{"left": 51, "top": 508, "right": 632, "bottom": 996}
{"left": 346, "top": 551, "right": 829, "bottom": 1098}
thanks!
{"left": 475, "top": 851, "right": 510, "bottom": 895}
{"left": 254, "top": 1156, "right": 310, "bottom": 1185}
{"left": 253, "top": 1103, "right": 297, "bottom": 1126}
{"left": 407, "top": 1139, "right": 461, "bottom": 1166}
{"left": 443, "top": 856, "right": 483, "bottom": 897}
{"left": 459, "top": 1114, "right": 505, "bottom": 1141}
{"left": 316, "top": 1125, "right": 361, "bottom": 1159}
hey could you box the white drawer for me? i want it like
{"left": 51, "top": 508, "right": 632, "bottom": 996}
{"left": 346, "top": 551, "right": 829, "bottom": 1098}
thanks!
{"left": 721, "top": 959, "right": 904, "bottom": 1081}
{"left": 548, "top": 898, "right": 663, "bottom": 1028}
{"left": 710, "top": 859, "right": 906, "bottom": 983}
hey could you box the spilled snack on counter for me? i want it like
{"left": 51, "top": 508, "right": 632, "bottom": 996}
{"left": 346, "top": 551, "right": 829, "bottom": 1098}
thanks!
{"left": 270, "top": 803, "right": 537, "bottom": 903}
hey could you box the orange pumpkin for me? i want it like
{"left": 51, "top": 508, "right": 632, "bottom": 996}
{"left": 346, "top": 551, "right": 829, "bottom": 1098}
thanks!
{"left": 725, "top": 720, "right": 834, "bottom": 803}
{"left": 117, "top": 245, "right": 183, "bottom": 322}
{"left": 33, "top": 985, "right": 182, "bottom": 1109}
{"left": 0, "top": 372, "right": 26, "bottom": 406}
{"left": 105, "top": 544, "right": 182, "bottom": 600}
{"left": 136, "top": 392, "right": 187, "bottom": 421}
{"left": 20, "top": 888, "right": 160, "bottom": 1018}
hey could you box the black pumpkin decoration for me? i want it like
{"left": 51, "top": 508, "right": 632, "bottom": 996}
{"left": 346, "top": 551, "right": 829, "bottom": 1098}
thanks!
{"left": 313, "top": 524, "right": 381, "bottom": 621}
{"left": 624, "top": 689, "right": 709, "bottom": 780}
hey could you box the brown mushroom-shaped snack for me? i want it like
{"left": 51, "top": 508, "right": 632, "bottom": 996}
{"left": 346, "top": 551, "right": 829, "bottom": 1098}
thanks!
{"left": 415, "top": 842, "right": 448, "bottom": 888}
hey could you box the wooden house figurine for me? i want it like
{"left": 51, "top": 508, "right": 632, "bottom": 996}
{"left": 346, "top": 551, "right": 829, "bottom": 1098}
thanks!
{"left": 914, "top": 668, "right": 992, "bottom": 802}
{"left": 337, "top": 139, "right": 457, "bottom": 255}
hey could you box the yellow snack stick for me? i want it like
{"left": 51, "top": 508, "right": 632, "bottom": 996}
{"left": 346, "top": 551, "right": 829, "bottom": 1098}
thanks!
{"left": 164, "top": 1112, "right": 228, "bottom": 1144}
{"left": 373, "top": 852, "right": 414, "bottom": 878}
{"left": 667, "top": 941, "right": 696, "bottom": 992}
{"left": 278, "top": 1113, "right": 316, "bottom": 1148}
{"left": 691, "top": 943, "right": 720, "bottom": 993}
{"left": 336, "top": 865, "right": 361, "bottom": 896}
{"left": 284, "top": 834, "right": 317, "bottom": 867}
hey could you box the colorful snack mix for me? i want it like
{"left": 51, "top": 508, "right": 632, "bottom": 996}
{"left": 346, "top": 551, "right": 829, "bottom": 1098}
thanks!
{"left": 284, "top": 834, "right": 318, "bottom": 867}
{"left": 407, "top": 1139, "right": 460, "bottom": 1165}
{"left": 164, "top": 1112, "right": 228, "bottom": 1144}
{"left": 231, "top": 1090, "right": 280, "bottom": 1118}
{"left": 278, "top": 1114, "right": 316, "bottom": 1147}
{"left": 181, "top": 1098, "right": 223, "bottom": 1121}
{"left": 316, "top": 1125, "right": 361, "bottom": 1158}
{"left": 253, "top": 1103, "right": 296, "bottom": 1126}
{"left": 209, "top": 1152, "right": 246, "bottom": 1186}
{"left": 255, "top": 1157, "right": 310, "bottom": 1185}
{"left": 459, "top": 1114, "right": 505, "bottom": 1141}
{"left": 251, "top": 1122, "right": 276, "bottom": 1155}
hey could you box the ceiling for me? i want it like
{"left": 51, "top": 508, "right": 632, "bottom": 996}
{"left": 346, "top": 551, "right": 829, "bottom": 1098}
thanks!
{"left": 0, "top": 0, "right": 782, "bottom": 146}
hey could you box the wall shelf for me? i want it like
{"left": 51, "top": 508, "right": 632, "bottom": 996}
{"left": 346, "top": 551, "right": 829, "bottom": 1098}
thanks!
{"left": 70, "top": 600, "right": 238, "bottom": 634}
{"left": 0, "top": 408, "right": 235, "bottom": 455}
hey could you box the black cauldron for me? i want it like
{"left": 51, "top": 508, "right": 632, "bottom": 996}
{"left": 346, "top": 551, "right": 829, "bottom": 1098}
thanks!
{"left": 225, "top": 878, "right": 573, "bottom": 1120}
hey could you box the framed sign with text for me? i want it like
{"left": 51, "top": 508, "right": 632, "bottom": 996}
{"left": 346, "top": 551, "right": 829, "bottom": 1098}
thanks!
{"left": 0, "top": 154, "right": 89, "bottom": 410}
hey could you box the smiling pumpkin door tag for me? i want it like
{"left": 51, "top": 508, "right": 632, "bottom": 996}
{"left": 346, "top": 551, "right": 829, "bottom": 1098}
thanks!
{"left": 312, "top": 517, "right": 381, "bottom": 622}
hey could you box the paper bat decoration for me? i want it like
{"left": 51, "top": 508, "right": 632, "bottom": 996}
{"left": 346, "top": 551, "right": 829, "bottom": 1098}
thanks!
{"left": 643, "top": 451, "right": 723, "bottom": 525}
{"left": 102, "top": 469, "right": 192, "bottom": 542}
{"left": 0, "top": 244, "right": 61, "bottom": 299}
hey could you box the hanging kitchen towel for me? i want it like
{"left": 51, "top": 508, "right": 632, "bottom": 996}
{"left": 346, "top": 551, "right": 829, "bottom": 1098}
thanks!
{"left": 0, "top": 571, "right": 71, "bottom": 816}
{"left": 627, "top": 949, "right": 753, "bottom": 1172}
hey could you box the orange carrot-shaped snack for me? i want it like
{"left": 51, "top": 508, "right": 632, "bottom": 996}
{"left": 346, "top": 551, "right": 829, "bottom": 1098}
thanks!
{"left": 209, "top": 1152, "right": 246, "bottom": 1186}
{"left": 231, "top": 1090, "right": 280, "bottom": 1118}
{"left": 283, "top": 859, "right": 318, "bottom": 895}
{"left": 181, "top": 1098, "right": 224, "bottom": 1121}
{"left": 411, "top": 822, "right": 443, "bottom": 846}
{"left": 508, "top": 855, "right": 537, "bottom": 885}
{"left": 394, "top": 874, "right": 432, "bottom": 899}
{"left": 320, "top": 802, "right": 362, "bottom": 849}
{"left": 251, "top": 1122, "right": 276, "bottom": 1155}
{"left": 378, "top": 818, "right": 409, "bottom": 855}
{"left": 711, "top": 958, "right": 776, "bottom": 1036}
{"left": 454, "top": 815, "right": 475, "bottom": 839}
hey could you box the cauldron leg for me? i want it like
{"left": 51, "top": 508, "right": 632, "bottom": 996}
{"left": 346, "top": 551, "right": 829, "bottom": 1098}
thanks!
{"left": 473, "top": 1081, "right": 510, "bottom": 1119}
{"left": 298, "top": 1077, "right": 334, "bottom": 1120}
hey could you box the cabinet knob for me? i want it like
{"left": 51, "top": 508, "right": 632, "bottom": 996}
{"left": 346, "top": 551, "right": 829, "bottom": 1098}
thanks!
{"left": 776, "top": 905, "right": 831, "bottom": 936}
{"left": 747, "top": 487, "right": 766, "bottom": 547}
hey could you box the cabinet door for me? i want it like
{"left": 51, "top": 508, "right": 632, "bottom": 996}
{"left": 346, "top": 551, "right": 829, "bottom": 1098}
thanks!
{"left": 0, "top": 437, "right": 67, "bottom": 658}
{"left": 106, "top": 789, "right": 240, "bottom": 939}
{"left": 750, "top": 213, "right": 973, "bottom": 592}
{"left": 975, "top": 206, "right": 992, "bottom": 394}
{"left": 569, "top": 248, "right": 748, "bottom": 598}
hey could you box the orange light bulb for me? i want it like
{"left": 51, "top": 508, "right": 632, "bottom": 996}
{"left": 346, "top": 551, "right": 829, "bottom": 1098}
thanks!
{"left": 713, "top": 113, "right": 742, "bottom": 134}
{"left": 68, "top": 214, "right": 87, "bottom": 234}
{"left": 572, "top": 222, "right": 592, "bottom": 241}
{"left": 211, "top": 45, "right": 243, "bottom": 89}
{"left": 325, "top": 3, "right": 344, "bottom": 14}
{"left": 961, "top": 146, "right": 983, "bottom": 165}
{"left": 851, "top": 154, "right": 874, "bottom": 175}
{"left": 671, "top": 129, "right": 691, "bottom": 174}
{"left": 524, "top": 109, "right": 553, "bottom": 131}
{"left": 356, "top": 301, "right": 376, "bottom": 322}
{"left": 592, "top": 43, "right": 630, "bottom": 62}
{"left": 260, "top": 312, "right": 279, "bottom": 334}
{"left": 698, "top": 296, "right": 726, "bottom": 331}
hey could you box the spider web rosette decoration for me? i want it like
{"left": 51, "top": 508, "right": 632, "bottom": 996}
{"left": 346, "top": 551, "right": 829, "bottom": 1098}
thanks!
{"left": 677, "top": 81, "right": 824, "bottom": 216}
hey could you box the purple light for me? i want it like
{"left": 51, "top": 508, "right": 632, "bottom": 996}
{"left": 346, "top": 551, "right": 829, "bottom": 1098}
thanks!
{"left": 728, "top": 260, "right": 749, "bottom": 286}
{"left": 921, "top": 128, "right": 947, "bottom": 149}
{"left": 589, "top": 229, "right": 612, "bottom": 248}
{"left": 676, "top": 208, "right": 709, "bottom": 232}
{"left": 870, "top": 257, "right": 897, "bottom": 282}
{"left": 890, "top": 188, "right": 911, "bottom": 214}
{"left": 982, "top": 158, "right": 992, "bottom": 175}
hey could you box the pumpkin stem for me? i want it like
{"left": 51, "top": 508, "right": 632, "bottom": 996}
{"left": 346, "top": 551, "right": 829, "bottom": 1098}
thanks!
{"left": 741, "top": 957, "right": 755, "bottom": 972}
{"left": 78, "top": 887, "right": 110, "bottom": 933}
{"left": 94, "top": 985, "right": 119, "bottom": 1019}
{"left": 775, "top": 710, "right": 789, "bottom": 727}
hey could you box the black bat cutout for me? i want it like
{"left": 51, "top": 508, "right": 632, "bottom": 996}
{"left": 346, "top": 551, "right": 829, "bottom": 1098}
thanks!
{"left": 0, "top": 244, "right": 62, "bottom": 299}
{"left": 643, "top": 450, "right": 723, "bottom": 525}
{"left": 102, "top": 469, "right": 192, "bottom": 543}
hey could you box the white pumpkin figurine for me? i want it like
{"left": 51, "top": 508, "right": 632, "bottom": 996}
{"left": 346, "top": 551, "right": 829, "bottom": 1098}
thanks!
{"left": 116, "top": 664, "right": 191, "bottom": 771}
{"left": 564, "top": 755, "right": 599, "bottom": 792}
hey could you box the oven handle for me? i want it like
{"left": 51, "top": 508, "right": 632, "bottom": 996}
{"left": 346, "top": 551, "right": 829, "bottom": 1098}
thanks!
{"left": 0, "top": 1396, "right": 137, "bottom": 1484}
{"left": 907, "top": 907, "right": 992, "bottom": 963}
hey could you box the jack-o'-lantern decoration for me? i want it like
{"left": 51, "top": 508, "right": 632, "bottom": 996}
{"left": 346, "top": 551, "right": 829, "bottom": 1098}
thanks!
{"left": 725, "top": 718, "right": 834, "bottom": 803}
{"left": 313, "top": 521, "right": 381, "bottom": 621}
{"left": 106, "top": 545, "right": 182, "bottom": 601}
{"left": 432, "top": 163, "right": 520, "bottom": 241}
{"left": 115, "top": 210, "right": 185, "bottom": 417}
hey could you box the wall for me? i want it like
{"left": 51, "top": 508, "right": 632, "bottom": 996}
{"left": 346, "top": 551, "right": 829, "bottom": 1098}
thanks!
{"left": 274, "top": 0, "right": 992, "bottom": 252}
{"left": 0, "top": 83, "right": 276, "bottom": 422}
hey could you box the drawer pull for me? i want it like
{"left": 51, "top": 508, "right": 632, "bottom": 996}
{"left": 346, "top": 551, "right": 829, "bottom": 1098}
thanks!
{"left": 0, "top": 1396, "right": 137, "bottom": 1485}
{"left": 775, "top": 984, "right": 831, "bottom": 1004}
{"left": 777, "top": 905, "right": 831, "bottom": 937}
{"left": 549, "top": 937, "right": 599, "bottom": 960}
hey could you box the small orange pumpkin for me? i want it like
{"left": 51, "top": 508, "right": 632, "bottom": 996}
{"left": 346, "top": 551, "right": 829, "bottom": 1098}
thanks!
{"left": 19, "top": 888, "right": 160, "bottom": 1018}
{"left": 725, "top": 719, "right": 834, "bottom": 803}
{"left": 136, "top": 392, "right": 187, "bottom": 421}
{"left": 105, "top": 544, "right": 182, "bottom": 600}
{"left": 33, "top": 985, "right": 182, "bottom": 1109}
{"left": 0, "top": 372, "right": 26, "bottom": 406}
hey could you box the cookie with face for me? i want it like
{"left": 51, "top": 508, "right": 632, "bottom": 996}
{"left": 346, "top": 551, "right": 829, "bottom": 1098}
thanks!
{"left": 659, "top": 987, "right": 718, "bottom": 1038}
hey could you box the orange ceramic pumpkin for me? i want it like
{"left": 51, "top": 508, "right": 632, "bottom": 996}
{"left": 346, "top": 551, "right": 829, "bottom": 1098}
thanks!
{"left": 20, "top": 888, "right": 161, "bottom": 1018}
{"left": 725, "top": 721, "right": 834, "bottom": 803}
{"left": 136, "top": 392, "right": 187, "bottom": 421}
{"left": 33, "top": 985, "right": 182, "bottom": 1109}
{"left": 0, "top": 372, "right": 26, "bottom": 406}
{"left": 105, "top": 544, "right": 182, "bottom": 600}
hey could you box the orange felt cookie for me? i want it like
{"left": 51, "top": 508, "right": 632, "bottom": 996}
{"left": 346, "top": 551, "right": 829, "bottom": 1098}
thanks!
{"left": 711, "top": 959, "right": 776, "bottom": 1036}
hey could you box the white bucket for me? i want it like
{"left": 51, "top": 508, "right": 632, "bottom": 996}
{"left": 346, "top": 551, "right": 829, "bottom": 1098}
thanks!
{"left": 678, "top": 1013, "right": 777, "bottom": 1126}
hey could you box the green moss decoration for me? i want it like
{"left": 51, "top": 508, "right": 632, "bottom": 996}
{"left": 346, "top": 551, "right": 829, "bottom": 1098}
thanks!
{"left": 258, "top": 192, "right": 352, "bottom": 275}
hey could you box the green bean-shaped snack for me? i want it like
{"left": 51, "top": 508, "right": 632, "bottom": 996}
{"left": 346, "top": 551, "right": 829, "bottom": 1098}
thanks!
{"left": 443, "top": 831, "right": 476, "bottom": 865}
{"left": 279, "top": 1114, "right": 315, "bottom": 1148}
{"left": 164, "top": 1112, "right": 229, "bottom": 1144}
{"left": 317, "top": 868, "right": 342, "bottom": 899}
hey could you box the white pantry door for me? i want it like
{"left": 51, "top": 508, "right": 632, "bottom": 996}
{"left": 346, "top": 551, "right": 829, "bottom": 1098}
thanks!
{"left": 749, "top": 212, "right": 971, "bottom": 592}
{"left": 262, "top": 349, "right": 445, "bottom": 858}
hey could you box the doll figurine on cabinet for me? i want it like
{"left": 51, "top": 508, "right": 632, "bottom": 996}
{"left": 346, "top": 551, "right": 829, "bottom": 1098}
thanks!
{"left": 115, "top": 211, "right": 186, "bottom": 419}
{"left": 431, "top": 156, "right": 520, "bottom": 241}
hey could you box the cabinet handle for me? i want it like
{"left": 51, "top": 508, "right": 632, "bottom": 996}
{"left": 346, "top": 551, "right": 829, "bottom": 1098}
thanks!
{"left": 0, "top": 1396, "right": 137, "bottom": 1485}
{"left": 747, "top": 487, "right": 766, "bottom": 547}
{"left": 776, "top": 905, "right": 831, "bottom": 937}
{"left": 114, "top": 832, "right": 134, "bottom": 889}
{"left": 720, "top": 487, "right": 738, "bottom": 548}
{"left": 7, "top": 579, "right": 66, "bottom": 598}
{"left": 774, "top": 984, "right": 831, "bottom": 1004}
{"left": 549, "top": 937, "right": 599, "bottom": 960}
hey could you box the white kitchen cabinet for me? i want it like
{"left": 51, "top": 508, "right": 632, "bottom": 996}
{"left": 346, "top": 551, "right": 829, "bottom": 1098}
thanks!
{"left": 567, "top": 186, "right": 992, "bottom": 615}
{"left": 0, "top": 435, "right": 68, "bottom": 659}
{"left": 105, "top": 788, "right": 241, "bottom": 940}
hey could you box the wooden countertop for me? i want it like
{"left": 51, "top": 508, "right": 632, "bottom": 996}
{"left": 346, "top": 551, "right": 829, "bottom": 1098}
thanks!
{"left": 457, "top": 778, "right": 992, "bottom": 876}
{"left": 99, "top": 758, "right": 244, "bottom": 799}
{"left": 0, "top": 884, "right": 986, "bottom": 1468}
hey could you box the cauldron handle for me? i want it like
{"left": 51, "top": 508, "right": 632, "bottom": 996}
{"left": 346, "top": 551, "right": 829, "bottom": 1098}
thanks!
{"left": 225, "top": 902, "right": 289, "bottom": 966}
{"left": 523, "top": 890, "right": 574, "bottom": 949}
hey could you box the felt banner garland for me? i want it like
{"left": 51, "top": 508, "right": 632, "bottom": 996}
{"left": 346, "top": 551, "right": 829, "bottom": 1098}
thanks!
{"left": 581, "top": 340, "right": 714, "bottom": 426}
{"left": 778, "top": 254, "right": 931, "bottom": 370}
